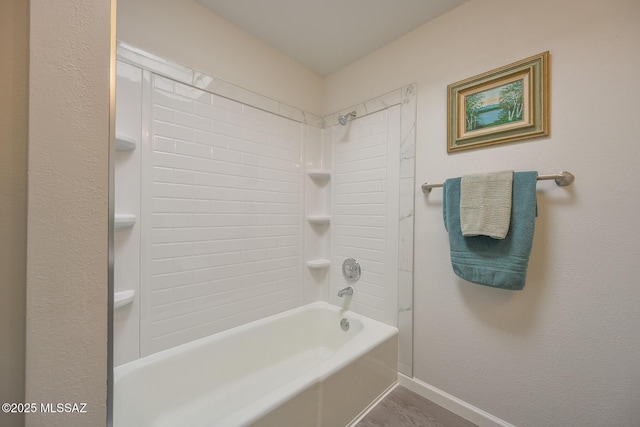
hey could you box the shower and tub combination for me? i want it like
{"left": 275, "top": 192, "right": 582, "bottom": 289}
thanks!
{"left": 115, "top": 257, "right": 397, "bottom": 426}
{"left": 114, "top": 302, "right": 397, "bottom": 427}
{"left": 112, "top": 44, "right": 416, "bottom": 426}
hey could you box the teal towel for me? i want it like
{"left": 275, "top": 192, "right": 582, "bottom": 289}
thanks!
{"left": 443, "top": 171, "right": 538, "bottom": 290}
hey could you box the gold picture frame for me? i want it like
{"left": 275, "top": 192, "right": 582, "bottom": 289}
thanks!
{"left": 447, "top": 51, "right": 549, "bottom": 152}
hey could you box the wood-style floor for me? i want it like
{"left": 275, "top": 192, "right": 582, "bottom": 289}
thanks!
{"left": 355, "top": 386, "right": 477, "bottom": 427}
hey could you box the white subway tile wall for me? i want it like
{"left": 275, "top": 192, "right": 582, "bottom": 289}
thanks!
{"left": 332, "top": 110, "right": 396, "bottom": 322}
{"left": 146, "top": 75, "right": 302, "bottom": 353}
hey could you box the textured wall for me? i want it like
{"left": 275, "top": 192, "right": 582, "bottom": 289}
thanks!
{"left": 25, "top": 0, "right": 110, "bottom": 426}
{"left": 325, "top": 0, "right": 640, "bottom": 425}
{"left": 0, "top": 1, "right": 28, "bottom": 426}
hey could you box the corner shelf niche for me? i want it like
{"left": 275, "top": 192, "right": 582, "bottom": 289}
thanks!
{"left": 115, "top": 213, "right": 136, "bottom": 230}
{"left": 307, "top": 170, "right": 331, "bottom": 181}
{"left": 305, "top": 164, "right": 332, "bottom": 275}
{"left": 306, "top": 214, "right": 331, "bottom": 225}
{"left": 114, "top": 290, "right": 135, "bottom": 309}
{"left": 116, "top": 134, "right": 136, "bottom": 151}
{"left": 306, "top": 259, "right": 331, "bottom": 269}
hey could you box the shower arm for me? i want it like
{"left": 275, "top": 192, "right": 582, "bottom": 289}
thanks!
{"left": 338, "top": 111, "right": 357, "bottom": 126}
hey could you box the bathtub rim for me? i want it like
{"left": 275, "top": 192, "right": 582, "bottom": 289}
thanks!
{"left": 114, "top": 301, "right": 398, "bottom": 426}
{"left": 115, "top": 300, "right": 396, "bottom": 377}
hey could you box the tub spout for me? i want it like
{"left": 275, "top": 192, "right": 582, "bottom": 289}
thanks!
{"left": 338, "top": 286, "right": 354, "bottom": 297}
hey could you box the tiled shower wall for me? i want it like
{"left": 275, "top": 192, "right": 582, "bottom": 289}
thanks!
{"left": 324, "top": 85, "right": 416, "bottom": 375}
{"left": 142, "top": 74, "right": 303, "bottom": 355}
{"left": 330, "top": 107, "right": 400, "bottom": 326}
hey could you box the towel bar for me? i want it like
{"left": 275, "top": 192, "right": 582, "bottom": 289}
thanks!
{"left": 421, "top": 171, "right": 574, "bottom": 193}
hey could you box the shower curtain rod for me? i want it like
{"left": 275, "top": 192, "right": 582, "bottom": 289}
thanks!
{"left": 421, "top": 171, "right": 575, "bottom": 194}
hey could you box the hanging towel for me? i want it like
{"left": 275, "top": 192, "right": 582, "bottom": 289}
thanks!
{"left": 443, "top": 171, "right": 538, "bottom": 290}
{"left": 460, "top": 170, "right": 513, "bottom": 239}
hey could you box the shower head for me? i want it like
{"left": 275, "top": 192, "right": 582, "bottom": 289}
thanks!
{"left": 338, "top": 111, "right": 357, "bottom": 126}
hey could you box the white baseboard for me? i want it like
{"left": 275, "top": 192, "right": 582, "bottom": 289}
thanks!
{"left": 397, "top": 374, "right": 516, "bottom": 427}
{"left": 347, "top": 380, "right": 398, "bottom": 427}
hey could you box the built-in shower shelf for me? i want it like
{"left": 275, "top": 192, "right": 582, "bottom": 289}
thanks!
{"left": 306, "top": 259, "right": 331, "bottom": 269}
{"left": 114, "top": 290, "right": 135, "bottom": 309}
{"left": 306, "top": 215, "right": 331, "bottom": 225}
{"left": 307, "top": 170, "right": 332, "bottom": 181}
{"left": 115, "top": 134, "right": 136, "bottom": 151}
{"left": 115, "top": 213, "right": 136, "bottom": 230}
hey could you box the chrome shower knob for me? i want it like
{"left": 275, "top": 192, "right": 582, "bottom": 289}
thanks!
{"left": 342, "top": 258, "right": 361, "bottom": 283}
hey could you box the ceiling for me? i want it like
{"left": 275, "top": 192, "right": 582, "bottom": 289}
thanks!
{"left": 197, "top": 0, "right": 468, "bottom": 76}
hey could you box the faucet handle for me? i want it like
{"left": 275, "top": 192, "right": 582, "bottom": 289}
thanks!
{"left": 342, "top": 258, "right": 361, "bottom": 282}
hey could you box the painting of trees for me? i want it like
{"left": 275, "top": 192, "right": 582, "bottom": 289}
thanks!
{"left": 497, "top": 80, "right": 524, "bottom": 124}
{"left": 465, "top": 93, "right": 484, "bottom": 131}
{"left": 464, "top": 79, "right": 525, "bottom": 132}
{"left": 448, "top": 52, "right": 549, "bottom": 152}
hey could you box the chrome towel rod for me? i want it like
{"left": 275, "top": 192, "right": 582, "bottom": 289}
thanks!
{"left": 421, "top": 171, "right": 575, "bottom": 194}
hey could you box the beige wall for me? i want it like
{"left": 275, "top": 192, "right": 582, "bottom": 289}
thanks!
{"left": 325, "top": 0, "right": 640, "bottom": 425}
{"left": 117, "top": 0, "right": 325, "bottom": 116}
{"left": 0, "top": 1, "right": 28, "bottom": 426}
{"left": 24, "top": 0, "right": 111, "bottom": 426}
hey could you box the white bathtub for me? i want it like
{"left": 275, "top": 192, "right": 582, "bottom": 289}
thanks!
{"left": 114, "top": 301, "right": 398, "bottom": 427}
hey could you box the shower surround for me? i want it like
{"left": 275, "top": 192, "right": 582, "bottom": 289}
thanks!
{"left": 114, "top": 43, "right": 415, "bottom": 375}
{"left": 145, "top": 73, "right": 303, "bottom": 355}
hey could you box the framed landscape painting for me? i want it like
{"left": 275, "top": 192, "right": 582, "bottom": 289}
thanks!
{"left": 447, "top": 52, "right": 549, "bottom": 152}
